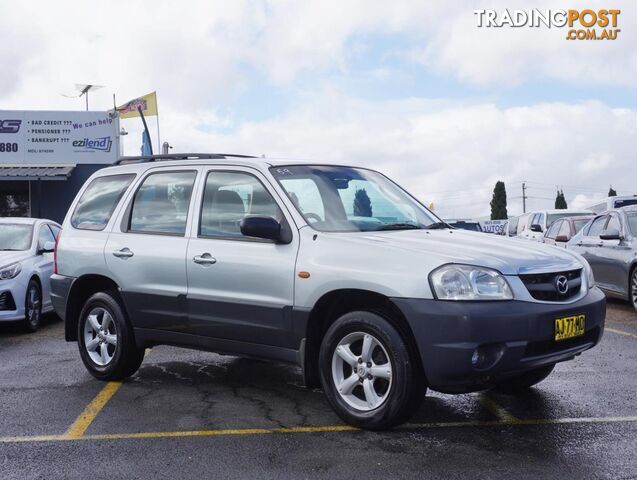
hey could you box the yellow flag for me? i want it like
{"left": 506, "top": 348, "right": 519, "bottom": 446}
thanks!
{"left": 428, "top": 202, "right": 434, "bottom": 211}
{"left": 117, "top": 92, "right": 158, "bottom": 119}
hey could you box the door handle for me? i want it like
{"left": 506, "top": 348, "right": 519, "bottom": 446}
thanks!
{"left": 193, "top": 253, "right": 217, "bottom": 265}
{"left": 576, "top": 241, "right": 583, "bottom": 246}
{"left": 596, "top": 242, "right": 604, "bottom": 247}
{"left": 113, "top": 248, "right": 134, "bottom": 258}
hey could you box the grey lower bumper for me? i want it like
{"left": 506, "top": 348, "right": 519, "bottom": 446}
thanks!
{"left": 50, "top": 274, "right": 74, "bottom": 322}
{"left": 392, "top": 287, "right": 606, "bottom": 393}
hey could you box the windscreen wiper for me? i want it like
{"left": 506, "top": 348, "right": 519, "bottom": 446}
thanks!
{"left": 375, "top": 223, "right": 422, "bottom": 231}
{"left": 424, "top": 222, "right": 450, "bottom": 230}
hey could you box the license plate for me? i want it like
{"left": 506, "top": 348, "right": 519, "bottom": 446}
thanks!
{"left": 554, "top": 315, "right": 585, "bottom": 341}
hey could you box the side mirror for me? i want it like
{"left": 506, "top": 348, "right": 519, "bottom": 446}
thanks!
{"left": 39, "top": 240, "right": 55, "bottom": 254}
{"left": 554, "top": 235, "right": 569, "bottom": 243}
{"left": 600, "top": 228, "right": 621, "bottom": 241}
{"left": 530, "top": 224, "right": 543, "bottom": 233}
{"left": 240, "top": 216, "right": 292, "bottom": 244}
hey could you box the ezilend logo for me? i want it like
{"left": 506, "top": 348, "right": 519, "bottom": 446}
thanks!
{"left": 0, "top": 120, "right": 22, "bottom": 134}
{"left": 73, "top": 136, "right": 113, "bottom": 152}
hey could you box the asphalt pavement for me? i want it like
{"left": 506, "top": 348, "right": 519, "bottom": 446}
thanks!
{"left": 0, "top": 300, "right": 636, "bottom": 479}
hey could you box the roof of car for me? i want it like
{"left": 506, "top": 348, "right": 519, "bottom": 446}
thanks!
{"left": 114, "top": 153, "right": 332, "bottom": 168}
{"left": 0, "top": 217, "right": 43, "bottom": 225}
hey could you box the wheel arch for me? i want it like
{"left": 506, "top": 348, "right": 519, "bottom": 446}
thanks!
{"left": 301, "top": 288, "right": 424, "bottom": 389}
{"left": 64, "top": 274, "right": 126, "bottom": 342}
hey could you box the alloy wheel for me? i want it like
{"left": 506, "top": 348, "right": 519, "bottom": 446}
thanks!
{"left": 331, "top": 331, "right": 393, "bottom": 411}
{"left": 26, "top": 285, "right": 41, "bottom": 327}
{"left": 632, "top": 269, "right": 637, "bottom": 310}
{"left": 83, "top": 307, "right": 118, "bottom": 366}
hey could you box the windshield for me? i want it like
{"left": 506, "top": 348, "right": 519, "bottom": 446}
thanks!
{"left": 547, "top": 212, "right": 590, "bottom": 225}
{"left": 614, "top": 198, "right": 637, "bottom": 209}
{"left": 271, "top": 165, "right": 441, "bottom": 232}
{"left": 451, "top": 222, "right": 481, "bottom": 232}
{"left": 0, "top": 224, "right": 33, "bottom": 250}
{"left": 626, "top": 212, "right": 637, "bottom": 236}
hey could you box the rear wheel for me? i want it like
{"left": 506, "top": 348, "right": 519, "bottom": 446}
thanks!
{"left": 23, "top": 279, "right": 42, "bottom": 332}
{"left": 630, "top": 267, "right": 637, "bottom": 314}
{"left": 493, "top": 364, "right": 555, "bottom": 393}
{"left": 77, "top": 291, "right": 144, "bottom": 380}
{"left": 319, "top": 311, "right": 424, "bottom": 430}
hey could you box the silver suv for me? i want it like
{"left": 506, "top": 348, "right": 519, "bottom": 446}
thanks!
{"left": 51, "top": 154, "right": 606, "bottom": 429}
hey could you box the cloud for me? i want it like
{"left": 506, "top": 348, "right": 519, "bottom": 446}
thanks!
{"left": 1, "top": 1, "right": 635, "bottom": 220}
{"left": 120, "top": 92, "right": 636, "bottom": 218}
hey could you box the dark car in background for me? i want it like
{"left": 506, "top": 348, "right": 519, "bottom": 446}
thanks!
{"left": 543, "top": 215, "right": 595, "bottom": 248}
{"left": 567, "top": 206, "right": 637, "bottom": 313}
{"left": 446, "top": 220, "right": 483, "bottom": 232}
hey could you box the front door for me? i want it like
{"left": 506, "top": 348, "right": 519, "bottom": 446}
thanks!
{"left": 186, "top": 168, "right": 298, "bottom": 349}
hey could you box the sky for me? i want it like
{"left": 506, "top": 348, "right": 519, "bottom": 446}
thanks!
{"left": 1, "top": 0, "right": 636, "bottom": 218}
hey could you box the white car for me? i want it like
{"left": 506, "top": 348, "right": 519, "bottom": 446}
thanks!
{"left": 518, "top": 209, "right": 593, "bottom": 242}
{"left": 0, "top": 218, "right": 61, "bottom": 331}
{"left": 51, "top": 154, "right": 605, "bottom": 429}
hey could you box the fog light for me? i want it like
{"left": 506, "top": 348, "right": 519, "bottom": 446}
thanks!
{"left": 471, "top": 343, "right": 506, "bottom": 370}
{"left": 471, "top": 349, "right": 482, "bottom": 366}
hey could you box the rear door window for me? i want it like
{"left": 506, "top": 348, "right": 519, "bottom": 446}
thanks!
{"left": 128, "top": 171, "right": 196, "bottom": 235}
{"left": 71, "top": 174, "right": 136, "bottom": 231}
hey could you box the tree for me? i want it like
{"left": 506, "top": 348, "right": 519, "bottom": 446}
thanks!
{"left": 354, "top": 188, "right": 373, "bottom": 217}
{"left": 608, "top": 186, "right": 617, "bottom": 197}
{"left": 490, "top": 181, "right": 508, "bottom": 220}
{"left": 555, "top": 189, "right": 568, "bottom": 209}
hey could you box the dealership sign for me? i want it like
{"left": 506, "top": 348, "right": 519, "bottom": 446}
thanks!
{"left": 0, "top": 110, "right": 120, "bottom": 164}
{"left": 480, "top": 220, "right": 509, "bottom": 235}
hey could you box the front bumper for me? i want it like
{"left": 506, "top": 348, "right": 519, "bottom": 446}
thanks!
{"left": 0, "top": 277, "right": 27, "bottom": 322}
{"left": 392, "top": 286, "right": 606, "bottom": 393}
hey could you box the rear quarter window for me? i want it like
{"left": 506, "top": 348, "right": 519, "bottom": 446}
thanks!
{"left": 71, "top": 174, "right": 136, "bottom": 231}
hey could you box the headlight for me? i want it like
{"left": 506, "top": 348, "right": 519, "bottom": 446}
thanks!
{"left": 0, "top": 262, "right": 21, "bottom": 280}
{"left": 430, "top": 264, "right": 513, "bottom": 300}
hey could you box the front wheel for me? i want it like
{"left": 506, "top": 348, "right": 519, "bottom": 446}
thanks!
{"left": 493, "top": 364, "right": 555, "bottom": 393}
{"left": 319, "top": 311, "right": 424, "bottom": 430}
{"left": 77, "top": 291, "right": 144, "bottom": 380}
{"left": 23, "top": 279, "right": 42, "bottom": 332}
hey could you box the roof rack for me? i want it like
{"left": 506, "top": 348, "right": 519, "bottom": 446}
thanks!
{"left": 115, "top": 153, "right": 258, "bottom": 165}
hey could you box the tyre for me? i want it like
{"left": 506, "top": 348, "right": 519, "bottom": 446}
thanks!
{"left": 319, "top": 310, "right": 424, "bottom": 430}
{"left": 77, "top": 291, "right": 144, "bottom": 380}
{"left": 493, "top": 364, "right": 555, "bottom": 393}
{"left": 630, "top": 267, "right": 637, "bottom": 314}
{"left": 23, "top": 279, "right": 42, "bottom": 332}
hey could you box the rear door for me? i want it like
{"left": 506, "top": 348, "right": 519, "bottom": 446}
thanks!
{"left": 105, "top": 167, "right": 199, "bottom": 333}
{"left": 185, "top": 167, "right": 299, "bottom": 349}
{"left": 598, "top": 213, "right": 631, "bottom": 296}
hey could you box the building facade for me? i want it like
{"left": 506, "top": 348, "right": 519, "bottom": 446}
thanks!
{"left": 0, "top": 110, "right": 120, "bottom": 223}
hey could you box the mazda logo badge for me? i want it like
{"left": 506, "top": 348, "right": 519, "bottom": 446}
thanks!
{"left": 555, "top": 275, "right": 569, "bottom": 295}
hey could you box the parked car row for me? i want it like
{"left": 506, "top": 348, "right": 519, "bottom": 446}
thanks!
{"left": 566, "top": 206, "right": 637, "bottom": 313}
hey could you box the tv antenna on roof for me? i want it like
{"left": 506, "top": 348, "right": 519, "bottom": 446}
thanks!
{"left": 61, "top": 84, "right": 104, "bottom": 110}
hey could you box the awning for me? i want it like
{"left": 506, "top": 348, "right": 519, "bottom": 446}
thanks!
{"left": 0, "top": 165, "right": 75, "bottom": 181}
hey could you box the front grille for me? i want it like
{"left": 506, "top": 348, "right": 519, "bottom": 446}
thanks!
{"left": 0, "top": 291, "right": 16, "bottom": 311}
{"left": 519, "top": 269, "right": 582, "bottom": 301}
{"left": 524, "top": 327, "right": 599, "bottom": 357}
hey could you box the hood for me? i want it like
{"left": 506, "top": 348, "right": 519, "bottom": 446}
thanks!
{"left": 325, "top": 229, "right": 583, "bottom": 275}
{"left": 0, "top": 250, "right": 31, "bottom": 268}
